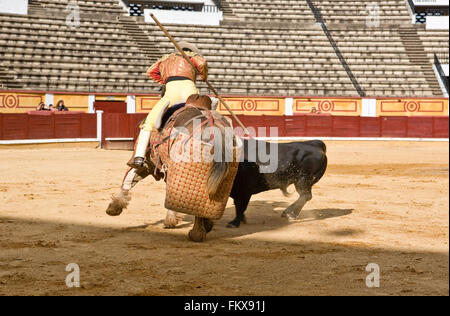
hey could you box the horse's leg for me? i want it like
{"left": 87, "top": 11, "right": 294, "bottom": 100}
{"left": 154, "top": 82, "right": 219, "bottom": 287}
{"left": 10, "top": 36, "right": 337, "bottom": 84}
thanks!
{"left": 281, "top": 180, "right": 312, "bottom": 221}
{"left": 164, "top": 211, "right": 184, "bottom": 229}
{"left": 204, "top": 218, "right": 214, "bottom": 233}
{"left": 188, "top": 216, "right": 207, "bottom": 242}
{"left": 106, "top": 167, "right": 149, "bottom": 216}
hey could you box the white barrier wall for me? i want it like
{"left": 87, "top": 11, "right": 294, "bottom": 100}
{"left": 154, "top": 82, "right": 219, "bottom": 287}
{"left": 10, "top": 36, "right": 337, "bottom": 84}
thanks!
{"left": 285, "top": 98, "right": 294, "bottom": 116}
{"left": 127, "top": 95, "right": 136, "bottom": 114}
{"left": 426, "top": 16, "right": 450, "bottom": 30}
{"left": 145, "top": 9, "right": 223, "bottom": 26}
{"left": 0, "top": 0, "right": 28, "bottom": 15}
{"left": 45, "top": 93, "right": 54, "bottom": 106}
{"left": 361, "top": 99, "right": 377, "bottom": 117}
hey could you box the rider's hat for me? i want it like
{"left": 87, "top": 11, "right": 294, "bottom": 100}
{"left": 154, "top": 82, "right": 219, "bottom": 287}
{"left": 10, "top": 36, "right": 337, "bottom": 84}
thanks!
{"left": 178, "top": 41, "right": 202, "bottom": 55}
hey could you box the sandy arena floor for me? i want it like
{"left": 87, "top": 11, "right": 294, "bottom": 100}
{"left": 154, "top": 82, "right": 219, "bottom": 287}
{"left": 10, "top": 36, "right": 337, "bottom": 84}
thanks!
{"left": 0, "top": 141, "right": 448, "bottom": 296}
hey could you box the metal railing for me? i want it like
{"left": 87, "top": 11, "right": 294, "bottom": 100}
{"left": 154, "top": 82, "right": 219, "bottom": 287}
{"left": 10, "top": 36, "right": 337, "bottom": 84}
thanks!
{"left": 436, "top": 52, "right": 449, "bottom": 65}
{"left": 126, "top": 1, "right": 223, "bottom": 12}
{"left": 434, "top": 53, "right": 449, "bottom": 95}
{"left": 305, "top": 0, "right": 366, "bottom": 97}
{"left": 407, "top": 0, "right": 415, "bottom": 12}
{"left": 202, "top": 5, "right": 221, "bottom": 13}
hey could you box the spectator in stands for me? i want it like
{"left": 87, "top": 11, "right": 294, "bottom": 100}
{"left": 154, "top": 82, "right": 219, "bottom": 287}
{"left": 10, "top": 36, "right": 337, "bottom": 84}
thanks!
{"left": 36, "top": 102, "right": 46, "bottom": 111}
{"left": 56, "top": 100, "right": 69, "bottom": 111}
{"left": 130, "top": 41, "right": 208, "bottom": 169}
{"left": 48, "top": 104, "right": 57, "bottom": 112}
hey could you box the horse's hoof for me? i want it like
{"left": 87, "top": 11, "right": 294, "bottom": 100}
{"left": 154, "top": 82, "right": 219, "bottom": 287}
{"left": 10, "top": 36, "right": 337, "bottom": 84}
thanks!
{"left": 164, "top": 218, "right": 178, "bottom": 229}
{"left": 164, "top": 215, "right": 181, "bottom": 229}
{"left": 188, "top": 229, "right": 207, "bottom": 242}
{"left": 106, "top": 204, "right": 123, "bottom": 217}
{"left": 204, "top": 219, "right": 214, "bottom": 233}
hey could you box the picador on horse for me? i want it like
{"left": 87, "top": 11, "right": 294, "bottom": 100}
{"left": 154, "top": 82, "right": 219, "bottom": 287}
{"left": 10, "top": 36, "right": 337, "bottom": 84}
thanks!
{"left": 106, "top": 40, "right": 242, "bottom": 242}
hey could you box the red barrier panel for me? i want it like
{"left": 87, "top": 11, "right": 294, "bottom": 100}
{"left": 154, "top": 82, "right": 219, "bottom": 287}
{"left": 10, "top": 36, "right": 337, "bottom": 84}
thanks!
{"left": 28, "top": 113, "right": 53, "bottom": 139}
{"left": 2, "top": 112, "right": 447, "bottom": 142}
{"left": 239, "top": 115, "right": 265, "bottom": 137}
{"left": 103, "top": 113, "right": 131, "bottom": 139}
{"left": 306, "top": 115, "right": 333, "bottom": 137}
{"left": 285, "top": 116, "right": 306, "bottom": 137}
{"left": 432, "top": 117, "right": 450, "bottom": 138}
{"left": 102, "top": 113, "right": 148, "bottom": 141}
{"left": 0, "top": 113, "right": 97, "bottom": 141}
{"left": 380, "top": 116, "right": 408, "bottom": 138}
{"left": 407, "top": 117, "right": 434, "bottom": 138}
{"left": 1, "top": 114, "right": 28, "bottom": 140}
{"left": 360, "top": 117, "right": 381, "bottom": 137}
{"left": 54, "top": 113, "right": 82, "bottom": 139}
{"left": 332, "top": 116, "right": 360, "bottom": 137}
{"left": 264, "top": 116, "right": 286, "bottom": 137}
{"left": 81, "top": 114, "right": 97, "bottom": 138}
{"left": 129, "top": 114, "right": 148, "bottom": 140}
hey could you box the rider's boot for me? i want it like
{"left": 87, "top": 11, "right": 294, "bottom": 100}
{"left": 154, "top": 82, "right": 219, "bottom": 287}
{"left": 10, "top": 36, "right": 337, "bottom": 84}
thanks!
{"left": 128, "top": 129, "right": 151, "bottom": 169}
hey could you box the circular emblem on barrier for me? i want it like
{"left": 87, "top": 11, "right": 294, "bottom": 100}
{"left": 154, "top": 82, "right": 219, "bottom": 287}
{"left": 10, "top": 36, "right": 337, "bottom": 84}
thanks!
{"left": 406, "top": 101, "right": 419, "bottom": 112}
{"left": 243, "top": 99, "right": 256, "bottom": 112}
{"left": 319, "top": 100, "right": 333, "bottom": 112}
{"left": 4, "top": 95, "right": 18, "bottom": 108}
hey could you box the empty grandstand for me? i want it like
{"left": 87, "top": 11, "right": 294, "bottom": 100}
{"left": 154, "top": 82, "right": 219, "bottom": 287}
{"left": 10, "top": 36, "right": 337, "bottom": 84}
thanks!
{"left": 0, "top": 0, "right": 449, "bottom": 109}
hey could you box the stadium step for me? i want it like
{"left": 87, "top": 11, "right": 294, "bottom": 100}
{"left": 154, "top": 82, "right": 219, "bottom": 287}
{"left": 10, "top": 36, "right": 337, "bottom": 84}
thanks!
{"left": 217, "top": 0, "right": 237, "bottom": 18}
{"left": 118, "top": 16, "right": 163, "bottom": 63}
{"left": 399, "top": 27, "right": 444, "bottom": 96}
{"left": 28, "top": 0, "right": 47, "bottom": 15}
{"left": 0, "top": 64, "right": 21, "bottom": 89}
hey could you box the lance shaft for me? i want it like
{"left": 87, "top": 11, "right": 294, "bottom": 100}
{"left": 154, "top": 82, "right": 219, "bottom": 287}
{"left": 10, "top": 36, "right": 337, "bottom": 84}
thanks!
{"left": 149, "top": 13, "right": 249, "bottom": 134}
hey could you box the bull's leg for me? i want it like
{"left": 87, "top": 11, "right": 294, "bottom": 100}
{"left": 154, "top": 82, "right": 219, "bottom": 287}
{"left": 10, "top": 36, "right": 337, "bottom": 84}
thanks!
{"left": 189, "top": 216, "right": 207, "bottom": 242}
{"left": 164, "top": 211, "right": 184, "bottom": 229}
{"left": 227, "top": 194, "right": 251, "bottom": 228}
{"left": 281, "top": 181, "right": 312, "bottom": 221}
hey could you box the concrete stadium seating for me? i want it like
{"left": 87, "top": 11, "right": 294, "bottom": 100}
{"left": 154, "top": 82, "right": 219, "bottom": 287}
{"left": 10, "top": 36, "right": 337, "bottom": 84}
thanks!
{"left": 140, "top": 21, "right": 359, "bottom": 96}
{"left": 328, "top": 26, "right": 439, "bottom": 96}
{"left": 222, "top": 0, "right": 316, "bottom": 24}
{"left": 417, "top": 29, "right": 450, "bottom": 65}
{"left": 0, "top": 0, "right": 447, "bottom": 97}
{"left": 0, "top": 13, "right": 151, "bottom": 93}
{"left": 313, "top": 0, "right": 412, "bottom": 25}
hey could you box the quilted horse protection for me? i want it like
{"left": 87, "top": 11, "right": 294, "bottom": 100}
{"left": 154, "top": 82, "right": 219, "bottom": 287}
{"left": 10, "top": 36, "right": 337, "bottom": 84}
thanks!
{"left": 147, "top": 102, "right": 242, "bottom": 220}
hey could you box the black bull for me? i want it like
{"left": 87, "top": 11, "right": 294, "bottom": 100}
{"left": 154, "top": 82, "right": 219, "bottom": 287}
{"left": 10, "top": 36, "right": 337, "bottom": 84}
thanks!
{"left": 228, "top": 139, "right": 327, "bottom": 227}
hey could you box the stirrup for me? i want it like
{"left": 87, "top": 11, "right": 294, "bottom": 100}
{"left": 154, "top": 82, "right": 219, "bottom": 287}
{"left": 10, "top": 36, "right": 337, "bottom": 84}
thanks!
{"left": 129, "top": 157, "right": 145, "bottom": 169}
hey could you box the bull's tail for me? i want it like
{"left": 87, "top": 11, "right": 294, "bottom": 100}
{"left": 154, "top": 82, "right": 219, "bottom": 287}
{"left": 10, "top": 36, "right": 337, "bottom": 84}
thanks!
{"left": 312, "top": 154, "right": 327, "bottom": 185}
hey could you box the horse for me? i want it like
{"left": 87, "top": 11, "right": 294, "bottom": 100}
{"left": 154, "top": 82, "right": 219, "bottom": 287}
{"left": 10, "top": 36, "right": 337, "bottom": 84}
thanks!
{"left": 106, "top": 94, "right": 239, "bottom": 242}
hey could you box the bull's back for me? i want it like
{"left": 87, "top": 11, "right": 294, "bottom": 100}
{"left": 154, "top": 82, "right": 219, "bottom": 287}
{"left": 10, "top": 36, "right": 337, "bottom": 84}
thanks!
{"left": 301, "top": 140, "right": 327, "bottom": 154}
